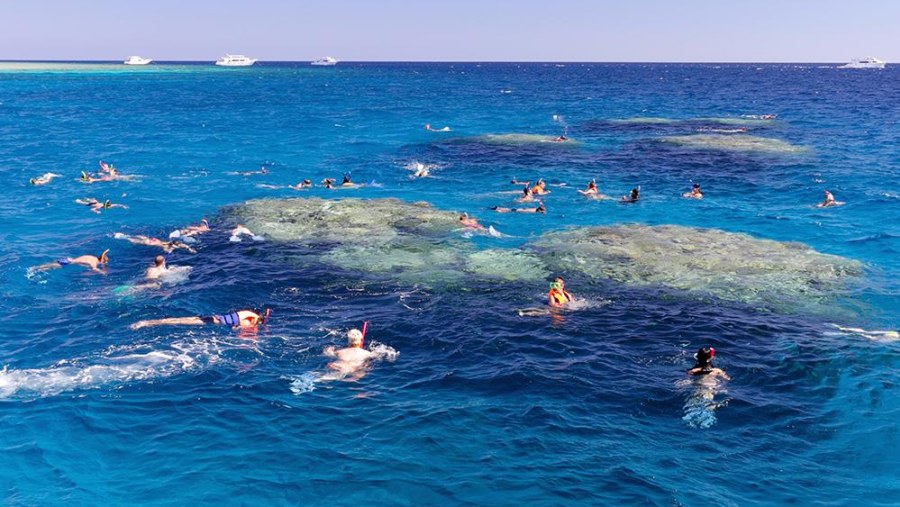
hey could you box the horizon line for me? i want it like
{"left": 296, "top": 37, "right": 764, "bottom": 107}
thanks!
{"left": 0, "top": 58, "right": 890, "bottom": 65}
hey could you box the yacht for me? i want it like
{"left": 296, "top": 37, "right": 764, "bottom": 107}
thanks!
{"left": 311, "top": 56, "right": 339, "bottom": 66}
{"left": 123, "top": 56, "right": 152, "bottom": 65}
{"left": 215, "top": 54, "right": 257, "bottom": 67}
{"left": 839, "top": 56, "right": 886, "bottom": 69}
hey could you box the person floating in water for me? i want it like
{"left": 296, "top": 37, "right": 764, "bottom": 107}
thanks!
{"left": 145, "top": 255, "right": 168, "bottom": 280}
{"left": 114, "top": 233, "right": 197, "bottom": 253}
{"left": 458, "top": 212, "right": 485, "bottom": 230}
{"left": 424, "top": 124, "right": 451, "bottom": 132}
{"left": 291, "top": 179, "right": 312, "bottom": 190}
{"left": 172, "top": 218, "right": 210, "bottom": 238}
{"left": 817, "top": 189, "right": 844, "bottom": 208}
{"left": 516, "top": 185, "right": 535, "bottom": 202}
{"left": 29, "top": 173, "right": 62, "bottom": 186}
{"left": 230, "top": 224, "right": 264, "bottom": 243}
{"left": 492, "top": 201, "right": 545, "bottom": 214}
{"left": 238, "top": 166, "right": 268, "bottom": 176}
{"left": 341, "top": 173, "right": 357, "bottom": 187}
{"left": 548, "top": 277, "right": 574, "bottom": 308}
{"left": 323, "top": 328, "right": 374, "bottom": 381}
{"left": 834, "top": 326, "right": 899, "bottom": 341}
{"left": 30, "top": 249, "right": 110, "bottom": 274}
{"left": 510, "top": 179, "right": 531, "bottom": 186}
{"left": 578, "top": 179, "right": 607, "bottom": 199}
{"left": 322, "top": 178, "right": 336, "bottom": 189}
{"left": 531, "top": 179, "right": 549, "bottom": 195}
{"left": 683, "top": 183, "right": 703, "bottom": 199}
{"left": 620, "top": 187, "right": 640, "bottom": 203}
{"left": 76, "top": 198, "right": 128, "bottom": 213}
{"left": 130, "top": 309, "right": 270, "bottom": 330}
{"left": 687, "top": 347, "right": 730, "bottom": 379}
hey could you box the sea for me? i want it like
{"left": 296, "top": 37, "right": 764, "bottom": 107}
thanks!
{"left": 0, "top": 61, "right": 897, "bottom": 506}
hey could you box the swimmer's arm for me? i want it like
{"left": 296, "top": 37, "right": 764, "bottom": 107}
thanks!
{"left": 323, "top": 346, "right": 337, "bottom": 357}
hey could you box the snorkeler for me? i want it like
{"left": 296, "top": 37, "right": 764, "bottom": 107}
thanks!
{"left": 687, "top": 347, "right": 731, "bottom": 379}
{"left": 113, "top": 233, "right": 197, "bottom": 254}
{"left": 30, "top": 249, "right": 110, "bottom": 274}
{"left": 291, "top": 179, "right": 313, "bottom": 190}
{"left": 130, "top": 309, "right": 270, "bottom": 330}
{"left": 238, "top": 166, "right": 268, "bottom": 176}
{"left": 817, "top": 190, "right": 844, "bottom": 208}
{"left": 683, "top": 183, "right": 703, "bottom": 199}
{"left": 548, "top": 277, "right": 574, "bottom": 308}
{"left": 29, "top": 173, "right": 62, "bottom": 186}
{"left": 458, "top": 212, "right": 486, "bottom": 230}
{"left": 341, "top": 173, "right": 356, "bottom": 187}
{"left": 323, "top": 328, "right": 374, "bottom": 380}
{"left": 531, "top": 179, "right": 550, "bottom": 195}
{"left": 516, "top": 185, "right": 535, "bottom": 202}
{"left": 425, "top": 124, "right": 451, "bottom": 132}
{"left": 172, "top": 218, "right": 210, "bottom": 238}
{"left": 492, "top": 201, "right": 545, "bottom": 214}
{"left": 229, "top": 224, "right": 263, "bottom": 243}
{"left": 510, "top": 179, "right": 531, "bottom": 186}
{"left": 75, "top": 198, "right": 128, "bottom": 213}
{"left": 834, "top": 326, "right": 899, "bottom": 341}
{"left": 578, "top": 179, "right": 606, "bottom": 199}
{"left": 322, "top": 178, "right": 335, "bottom": 189}
{"left": 145, "top": 255, "right": 168, "bottom": 280}
{"left": 620, "top": 187, "right": 640, "bottom": 203}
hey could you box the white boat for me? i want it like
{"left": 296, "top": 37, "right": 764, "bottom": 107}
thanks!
{"left": 311, "top": 56, "right": 339, "bottom": 66}
{"left": 215, "top": 54, "right": 257, "bottom": 67}
{"left": 839, "top": 56, "right": 886, "bottom": 69}
{"left": 123, "top": 56, "right": 152, "bottom": 65}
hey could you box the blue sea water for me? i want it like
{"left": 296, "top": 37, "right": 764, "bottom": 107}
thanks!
{"left": 0, "top": 61, "right": 898, "bottom": 505}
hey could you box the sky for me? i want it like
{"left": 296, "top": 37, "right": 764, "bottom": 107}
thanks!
{"left": 0, "top": 0, "right": 898, "bottom": 62}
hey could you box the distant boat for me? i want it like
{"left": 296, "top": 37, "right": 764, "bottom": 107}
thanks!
{"left": 311, "top": 56, "right": 339, "bottom": 66}
{"left": 123, "top": 56, "right": 152, "bottom": 65}
{"left": 839, "top": 56, "right": 886, "bottom": 69}
{"left": 215, "top": 54, "right": 257, "bottom": 67}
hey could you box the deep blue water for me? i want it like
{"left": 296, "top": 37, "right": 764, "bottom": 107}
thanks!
{"left": 0, "top": 62, "right": 898, "bottom": 505}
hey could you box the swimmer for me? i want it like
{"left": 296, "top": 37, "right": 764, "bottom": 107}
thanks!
{"left": 411, "top": 163, "right": 430, "bottom": 178}
{"left": 516, "top": 185, "right": 535, "bottom": 202}
{"left": 145, "top": 255, "right": 168, "bottom": 280}
{"left": 98, "top": 161, "right": 116, "bottom": 173}
{"left": 425, "top": 124, "right": 451, "bottom": 132}
{"left": 30, "top": 249, "right": 110, "bottom": 274}
{"left": 458, "top": 212, "right": 485, "bottom": 230}
{"left": 683, "top": 183, "right": 703, "bottom": 199}
{"left": 687, "top": 347, "right": 730, "bottom": 379}
{"left": 510, "top": 179, "right": 531, "bottom": 186}
{"left": 548, "top": 277, "right": 574, "bottom": 308}
{"left": 174, "top": 218, "right": 210, "bottom": 238}
{"left": 341, "top": 173, "right": 357, "bottom": 187}
{"left": 75, "top": 198, "right": 128, "bottom": 213}
{"left": 230, "top": 224, "right": 261, "bottom": 242}
{"left": 835, "top": 326, "right": 899, "bottom": 341}
{"left": 531, "top": 179, "right": 549, "bottom": 195}
{"left": 130, "top": 309, "right": 270, "bottom": 330}
{"left": 620, "top": 187, "right": 640, "bottom": 203}
{"left": 578, "top": 179, "right": 607, "bottom": 199}
{"left": 817, "top": 190, "right": 844, "bottom": 208}
{"left": 323, "top": 328, "right": 374, "bottom": 381}
{"left": 29, "top": 173, "right": 62, "bottom": 186}
{"left": 554, "top": 134, "right": 568, "bottom": 142}
{"left": 322, "top": 178, "right": 335, "bottom": 189}
{"left": 290, "top": 179, "right": 312, "bottom": 190}
{"left": 492, "top": 201, "right": 546, "bottom": 214}
{"left": 238, "top": 166, "right": 268, "bottom": 176}
{"left": 113, "top": 233, "right": 197, "bottom": 254}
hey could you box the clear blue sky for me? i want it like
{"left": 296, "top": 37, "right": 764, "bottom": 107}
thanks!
{"left": 1, "top": 0, "right": 897, "bottom": 62}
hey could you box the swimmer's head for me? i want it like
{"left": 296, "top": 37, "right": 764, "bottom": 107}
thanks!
{"left": 537, "top": 202, "right": 546, "bottom": 213}
{"left": 694, "top": 346, "right": 715, "bottom": 366}
{"left": 103, "top": 200, "right": 112, "bottom": 208}
{"left": 201, "top": 218, "right": 209, "bottom": 226}
{"left": 303, "top": 179, "right": 311, "bottom": 185}
{"left": 347, "top": 328, "right": 364, "bottom": 347}
{"left": 693, "top": 183, "right": 701, "bottom": 189}
{"left": 549, "top": 281, "right": 563, "bottom": 291}
{"left": 99, "top": 249, "right": 110, "bottom": 264}
{"left": 154, "top": 255, "right": 165, "bottom": 267}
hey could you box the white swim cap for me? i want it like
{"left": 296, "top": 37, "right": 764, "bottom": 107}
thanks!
{"left": 347, "top": 329, "right": 363, "bottom": 345}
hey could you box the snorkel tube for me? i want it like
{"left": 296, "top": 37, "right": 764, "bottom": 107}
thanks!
{"left": 361, "top": 321, "right": 368, "bottom": 348}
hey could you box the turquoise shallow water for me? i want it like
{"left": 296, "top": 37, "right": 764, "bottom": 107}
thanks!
{"left": 0, "top": 62, "right": 898, "bottom": 505}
